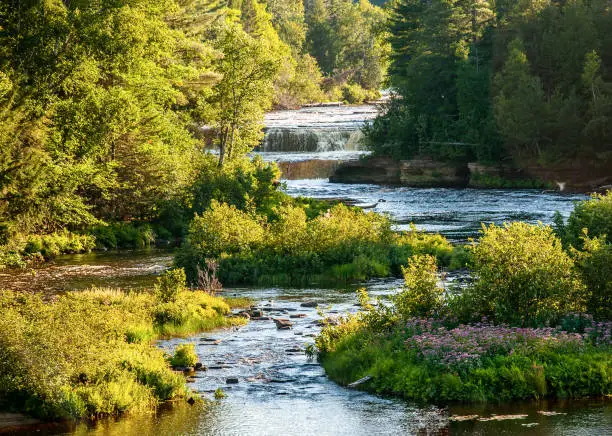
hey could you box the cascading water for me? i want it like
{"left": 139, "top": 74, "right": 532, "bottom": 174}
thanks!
{"left": 255, "top": 106, "right": 378, "bottom": 176}
{"left": 260, "top": 128, "right": 364, "bottom": 152}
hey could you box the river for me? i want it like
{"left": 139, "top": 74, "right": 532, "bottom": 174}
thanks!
{"left": 2, "top": 105, "right": 609, "bottom": 435}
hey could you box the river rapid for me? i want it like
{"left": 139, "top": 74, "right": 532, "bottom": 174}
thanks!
{"left": 3, "top": 105, "right": 609, "bottom": 435}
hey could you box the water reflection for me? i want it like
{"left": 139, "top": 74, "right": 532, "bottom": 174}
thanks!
{"left": 0, "top": 249, "right": 173, "bottom": 293}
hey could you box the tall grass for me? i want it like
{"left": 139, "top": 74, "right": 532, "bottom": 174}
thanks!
{"left": 0, "top": 288, "right": 245, "bottom": 420}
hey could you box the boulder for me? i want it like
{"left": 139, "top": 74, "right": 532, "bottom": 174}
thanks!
{"left": 273, "top": 318, "right": 294, "bottom": 330}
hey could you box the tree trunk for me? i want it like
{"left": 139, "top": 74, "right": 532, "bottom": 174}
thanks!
{"left": 218, "top": 127, "right": 229, "bottom": 168}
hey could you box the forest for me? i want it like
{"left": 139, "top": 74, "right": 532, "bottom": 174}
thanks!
{"left": 0, "top": 0, "right": 611, "bottom": 431}
{"left": 0, "top": 0, "right": 387, "bottom": 266}
{"left": 365, "top": 0, "right": 612, "bottom": 167}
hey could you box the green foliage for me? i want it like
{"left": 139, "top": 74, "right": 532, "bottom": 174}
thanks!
{"left": 89, "top": 223, "right": 156, "bottom": 249}
{"left": 368, "top": 0, "right": 612, "bottom": 165}
{"left": 395, "top": 255, "right": 443, "bottom": 319}
{"left": 191, "top": 156, "right": 284, "bottom": 219}
{"left": 179, "top": 201, "right": 454, "bottom": 286}
{"left": 155, "top": 269, "right": 188, "bottom": 303}
{"left": 464, "top": 222, "right": 586, "bottom": 326}
{"left": 305, "top": 0, "right": 389, "bottom": 92}
{"left": 317, "top": 325, "right": 611, "bottom": 403}
{"left": 0, "top": 231, "right": 95, "bottom": 269}
{"left": 564, "top": 191, "right": 612, "bottom": 249}
{"left": 189, "top": 201, "right": 266, "bottom": 258}
{"left": 214, "top": 387, "right": 227, "bottom": 399}
{"left": 170, "top": 344, "right": 199, "bottom": 368}
{"left": 0, "top": 0, "right": 388, "bottom": 247}
{"left": 573, "top": 236, "right": 612, "bottom": 320}
{"left": 0, "top": 288, "right": 241, "bottom": 420}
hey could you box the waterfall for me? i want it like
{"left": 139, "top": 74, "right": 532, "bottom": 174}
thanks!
{"left": 261, "top": 128, "right": 364, "bottom": 152}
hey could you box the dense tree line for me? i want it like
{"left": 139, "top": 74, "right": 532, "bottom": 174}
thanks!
{"left": 365, "top": 0, "right": 612, "bottom": 165}
{"left": 0, "top": 0, "right": 387, "bottom": 244}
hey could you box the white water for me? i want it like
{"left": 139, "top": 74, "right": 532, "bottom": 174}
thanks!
{"left": 258, "top": 105, "right": 377, "bottom": 158}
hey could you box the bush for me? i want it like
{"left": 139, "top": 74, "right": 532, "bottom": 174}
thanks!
{"left": 464, "top": 222, "right": 586, "bottom": 326}
{"left": 191, "top": 155, "right": 284, "bottom": 220}
{"left": 89, "top": 223, "right": 156, "bottom": 249}
{"left": 341, "top": 83, "right": 368, "bottom": 104}
{"left": 170, "top": 344, "right": 198, "bottom": 368}
{"left": 155, "top": 268, "right": 187, "bottom": 303}
{"left": 395, "top": 255, "right": 443, "bottom": 319}
{"left": 573, "top": 236, "right": 612, "bottom": 320}
{"left": 564, "top": 191, "right": 612, "bottom": 248}
{"left": 188, "top": 201, "right": 265, "bottom": 258}
{"left": 178, "top": 202, "right": 455, "bottom": 286}
{"left": 0, "top": 288, "right": 242, "bottom": 420}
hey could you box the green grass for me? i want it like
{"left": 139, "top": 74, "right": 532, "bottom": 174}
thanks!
{"left": 317, "top": 324, "right": 611, "bottom": 404}
{"left": 0, "top": 288, "right": 245, "bottom": 421}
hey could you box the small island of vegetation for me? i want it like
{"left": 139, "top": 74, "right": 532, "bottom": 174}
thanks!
{"left": 312, "top": 192, "right": 612, "bottom": 403}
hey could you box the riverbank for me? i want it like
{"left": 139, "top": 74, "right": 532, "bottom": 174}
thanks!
{"left": 313, "top": 204, "right": 612, "bottom": 405}
{"left": 0, "top": 280, "right": 247, "bottom": 422}
{"left": 330, "top": 156, "right": 612, "bottom": 193}
{"left": 317, "top": 318, "right": 611, "bottom": 403}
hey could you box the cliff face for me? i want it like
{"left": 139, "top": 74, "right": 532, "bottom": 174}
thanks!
{"left": 330, "top": 157, "right": 469, "bottom": 187}
{"left": 330, "top": 156, "right": 612, "bottom": 192}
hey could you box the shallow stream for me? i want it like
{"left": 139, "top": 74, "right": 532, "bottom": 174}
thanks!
{"left": 3, "top": 105, "right": 609, "bottom": 435}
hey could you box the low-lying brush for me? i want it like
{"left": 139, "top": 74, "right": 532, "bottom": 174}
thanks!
{"left": 0, "top": 286, "right": 244, "bottom": 420}
{"left": 176, "top": 202, "right": 459, "bottom": 286}
{"left": 314, "top": 220, "right": 612, "bottom": 404}
{"left": 317, "top": 315, "right": 611, "bottom": 403}
{"left": 0, "top": 231, "right": 95, "bottom": 269}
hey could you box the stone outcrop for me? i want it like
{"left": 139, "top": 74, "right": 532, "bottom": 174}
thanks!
{"left": 277, "top": 160, "right": 343, "bottom": 180}
{"left": 330, "top": 157, "right": 468, "bottom": 187}
{"left": 399, "top": 159, "right": 469, "bottom": 187}
{"left": 330, "top": 155, "right": 611, "bottom": 192}
{"left": 329, "top": 156, "right": 402, "bottom": 184}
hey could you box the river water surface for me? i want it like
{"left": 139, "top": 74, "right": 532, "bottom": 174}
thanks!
{"left": 3, "top": 105, "right": 609, "bottom": 435}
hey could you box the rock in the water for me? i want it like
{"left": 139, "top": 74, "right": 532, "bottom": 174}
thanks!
{"left": 200, "top": 339, "right": 221, "bottom": 345}
{"left": 226, "top": 377, "right": 239, "bottom": 384}
{"left": 285, "top": 347, "right": 303, "bottom": 353}
{"left": 273, "top": 318, "right": 294, "bottom": 329}
{"left": 194, "top": 362, "right": 207, "bottom": 371}
{"left": 290, "top": 313, "right": 307, "bottom": 319}
{"left": 300, "top": 301, "right": 318, "bottom": 308}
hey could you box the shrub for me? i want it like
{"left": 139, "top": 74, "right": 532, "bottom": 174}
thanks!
{"left": 395, "top": 255, "right": 443, "bottom": 319}
{"left": 155, "top": 268, "right": 187, "bottom": 303}
{"left": 341, "top": 83, "right": 368, "bottom": 104}
{"left": 178, "top": 202, "right": 455, "bottom": 286}
{"left": 0, "top": 288, "right": 240, "bottom": 420}
{"left": 170, "top": 343, "right": 198, "bottom": 368}
{"left": 191, "top": 155, "right": 284, "bottom": 220}
{"left": 466, "top": 222, "right": 586, "bottom": 326}
{"left": 573, "top": 236, "right": 612, "bottom": 320}
{"left": 188, "top": 201, "right": 265, "bottom": 257}
{"left": 564, "top": 191, "right": 612, "bottom": 248}
{"left": 89, "top": 223, "right": 155, "bottom": 249}
{"left": 269, "top": 205, "right": 308, "bottom": 254}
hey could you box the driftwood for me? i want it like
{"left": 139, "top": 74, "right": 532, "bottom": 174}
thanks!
{"left": 347, "top": 375, "right": 372, "bottom": 388}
